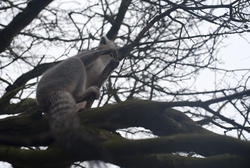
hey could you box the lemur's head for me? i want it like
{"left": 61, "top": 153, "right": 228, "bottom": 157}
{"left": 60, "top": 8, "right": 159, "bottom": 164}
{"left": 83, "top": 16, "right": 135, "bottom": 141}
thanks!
{"left": 99, "top": 35, "right": 116, "bottom": 48}
{"left": 99, "top": 35, "right": 120, "bottom": 61}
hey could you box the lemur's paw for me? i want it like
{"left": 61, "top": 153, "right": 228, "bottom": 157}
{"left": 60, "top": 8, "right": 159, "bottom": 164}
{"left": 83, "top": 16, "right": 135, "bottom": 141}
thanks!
{"left": 75, "top": 101, "right": 87, "bottom": 112}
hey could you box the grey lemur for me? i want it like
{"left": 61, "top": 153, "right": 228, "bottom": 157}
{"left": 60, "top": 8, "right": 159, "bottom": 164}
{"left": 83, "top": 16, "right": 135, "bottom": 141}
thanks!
{"left": 36, "top": 36, "right": 119, "bottom": 155}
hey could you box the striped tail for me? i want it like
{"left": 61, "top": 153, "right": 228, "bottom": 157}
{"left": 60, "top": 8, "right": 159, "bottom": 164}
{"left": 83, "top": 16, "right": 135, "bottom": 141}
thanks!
{"left": 48, "top": 91, "right": 81, "bottom": 151}
{"left": 48, "top": 91, "right": 100, "bottom": 156}
{"left": 48, "top": 91, "right": 94, "bottom": 153}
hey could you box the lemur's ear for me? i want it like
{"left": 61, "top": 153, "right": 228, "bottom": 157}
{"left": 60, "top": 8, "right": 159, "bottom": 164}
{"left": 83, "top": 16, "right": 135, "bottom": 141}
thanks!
{"left": 100, "top": 36, "right": 108, "bottom": 45}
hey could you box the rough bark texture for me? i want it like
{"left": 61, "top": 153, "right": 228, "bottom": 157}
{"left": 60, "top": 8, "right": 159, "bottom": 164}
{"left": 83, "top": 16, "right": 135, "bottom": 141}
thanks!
{"left": 0, "top": 99, "right": 249, "bottom": 168}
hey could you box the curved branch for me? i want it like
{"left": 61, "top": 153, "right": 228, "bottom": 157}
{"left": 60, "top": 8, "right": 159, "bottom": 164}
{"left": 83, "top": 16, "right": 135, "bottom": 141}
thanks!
{"left": 81, "top": 100, "right": 209, "bottom": 136}
{"left": 0, "top": 62, "right": 57, "bottom": 110}
{"left": 5, "top": 62, "right": 57, "bottom": 93}
{"left": 105, "top": 133, "right": 250, "bottom": 157}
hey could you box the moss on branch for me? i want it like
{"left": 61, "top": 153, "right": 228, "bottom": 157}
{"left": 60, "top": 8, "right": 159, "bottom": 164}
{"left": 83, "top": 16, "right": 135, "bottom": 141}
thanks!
{"left": 104, "top": 133, "right": 250, "bottom": 157}
{"left": 113, "top": 154, "right": 249, "bottom": 168}
{"left": 1, "top": 99, "right": 250, "bottom": 167}
{"left": 0, "top": 145, "right": 72, "bottom": 168}
{"left": 80, "top": 100, "right": 210, "bottom": 136}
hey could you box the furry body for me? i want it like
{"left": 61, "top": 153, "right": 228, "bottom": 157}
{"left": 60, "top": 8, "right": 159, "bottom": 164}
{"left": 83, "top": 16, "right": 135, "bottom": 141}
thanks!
{"left": 36, "top": 36, "right": 118, "bottom": 154}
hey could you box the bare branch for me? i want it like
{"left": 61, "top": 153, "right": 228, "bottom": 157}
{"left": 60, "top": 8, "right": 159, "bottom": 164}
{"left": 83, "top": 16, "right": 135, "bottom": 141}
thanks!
{"left": 0, "top": 0, "right": 53, "bottom": 53}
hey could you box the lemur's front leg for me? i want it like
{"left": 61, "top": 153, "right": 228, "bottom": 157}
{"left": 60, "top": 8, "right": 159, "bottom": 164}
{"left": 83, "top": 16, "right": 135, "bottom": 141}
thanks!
{"left": 75, "top": 86, "right": 100, "bottom": 112}
{"left": 77, "top": 86, "right": 100, "bottom": 102}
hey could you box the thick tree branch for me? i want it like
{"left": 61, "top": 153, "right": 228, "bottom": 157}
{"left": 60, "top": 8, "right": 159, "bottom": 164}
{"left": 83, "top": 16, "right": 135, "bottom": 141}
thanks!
{"left": 0, "top": 62, "right": 57, "bottom": 110}
{"left": 104, "top": 133, "right": 250, "bottom": 157}
{"left": 2, "top": 97, "right": 250, "bottom": 144}
{"left": 81, "top": 100, "right": 209, "bottom": 136}
{"left": 5, "top": 62, "right": 57, "bottom": 93}
{"left": 106, "top": 0, "right": 132, "bottom": 40}
{"left": 1, "top": 99, "right": 250, "bottom": 167}
{"left": 0, "top": 99, "right": 202, "bottom": 146}
{"left": 113, "top": 154, "right": 249, "bottom": 168}
{"left": 0, "top": 145, "right": 72, "bottom": 168}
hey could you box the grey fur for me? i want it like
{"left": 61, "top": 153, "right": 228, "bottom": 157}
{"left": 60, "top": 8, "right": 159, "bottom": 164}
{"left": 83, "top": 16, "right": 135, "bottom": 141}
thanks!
{"left": 36, "top": 36, "right": 119, "bottom": 154}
